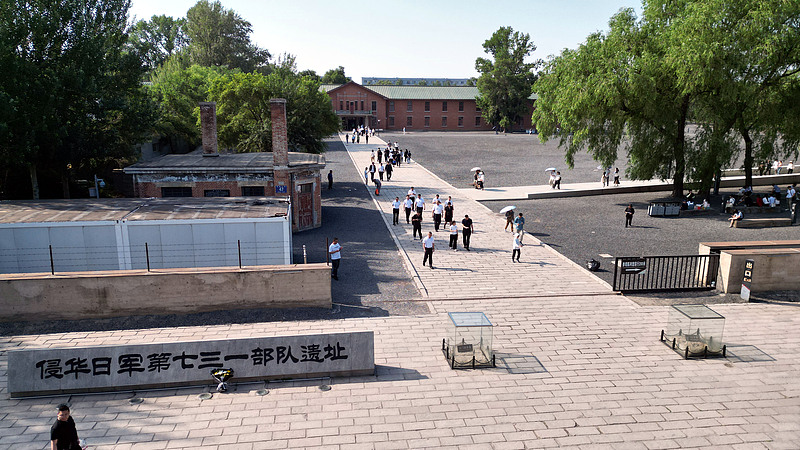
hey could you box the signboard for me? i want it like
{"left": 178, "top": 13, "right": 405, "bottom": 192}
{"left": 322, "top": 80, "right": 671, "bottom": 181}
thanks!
{"left": 620, "top": 257, "right": 647, "bottom": 275}
{"left": 740, "top": 259, "right": 754, "bottom": 301}
{"left": 8, "top": 331, "right": 374, "bottom": 397}
{"left": 275, "top": 185, "right": 288, "bottom": 194}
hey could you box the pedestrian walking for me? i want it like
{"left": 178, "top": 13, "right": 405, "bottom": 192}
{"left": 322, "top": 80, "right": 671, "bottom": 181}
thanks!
{"left": 554, "top": 171, "right": 562, "bottom": 189}
{"left": 391, "top": 197, "right": 401, "bottom": 225}
{"left": 461, "top": 215, "right": 473, "bottom": 250}
{"left": 449, "top": 221, "right": 458, "bottom": 250}
{"left": 444, "top": 200, "right": 454, "bottom": 224}
{"left": 625, "top": 204, "right": 635, "bottom": 228}
{"left": 514, "top": 212, "right": 525, "bottom": 243}
{"left": 385, "top": 161, "right": 393, "bottom": 180}
{"left": 512, "top": 233, "right": 522, "bottom": 262}
{"left": 378, "top": 163, "right": 385, "bottom": 181}
{"left": 411, "top": 211, "right": 423, "bottom": 239}
{"left": 422, "top": 232, "right": 435, "bottom": 269}
{"left": 328, "top": 238, "right": 342, "bottom": 280}
{"left": 364, "top": 167, "right": 369, "bottom": 185}
{"left": 365, "top": 134, "right": 369, "bottom": 144}
{"left": 432, "top": 200, "right": 444, "bottom": 231}
{"left": 415, "top": 195, "right": 425, "bottom": 216}
{"left": 377, "top": 149, "right": 382, "bottom": 164}
{"left": 403, "top": 195, "right": 414, "bottom": 223}
{"left": 327, "top": 170, "right": 333, "bottom": 190}
{"left": 407, "top": 187, "right": 417, "bottom": 203}
{"left": 613, "top": 168, "right": 620, "bottom": 186}
{"left": 370, "top": 150, "right": 375, "bottom": 162}
{"left": 51, "top": 403, "right": 81, "bottom": 450}
{"left": 477, "top": 171, "right": 485, "bottom": 189}
{"left": 504, "top": 209, "right": 514, "bottom": 232}
{"left": 369, "top": 163, "right": 376, "bottom": 182}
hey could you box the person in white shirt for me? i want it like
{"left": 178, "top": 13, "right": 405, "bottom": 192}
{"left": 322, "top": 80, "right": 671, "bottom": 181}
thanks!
{"left": 407, "top": 187, "right": 417, "bottom": 203}
{"left": 328, "top": 238, "right": 342, "bottom": 280}
{"left": 415, "top": 195, "right": 425, "bottom": 216}
{"left": 554, "top": 171, "right": 562, "bottom": 189}
{"left": 768, "top": 195, "right": 777, "bottom": 207}
{"left": 477, "top": 171, "right": 485, "bottom": 190}
{"left": 403, "top": 195, "right": 414, "bottom": 223}
{"left": 422, "top": 232, "right": 435, "bottom": 269}
{"left": 788, "top": 161, "right": 794, "bottom": 174}
{"left": 728, "top": 210, "right": 743, "bottom": 227}
{"left": 432, "top": 201, "right": 444, "bottom": 231}
{"left": 512, "top": 233, "right": 522, "bottom": 262}
{"left": 391, "top": 197, "right": 401, "bottom": 225}
{"left": 449, "top": 221, "right": 458, "bottom": 250}
{"left": 378, "top": 163, "right": 385, "bottom": 181}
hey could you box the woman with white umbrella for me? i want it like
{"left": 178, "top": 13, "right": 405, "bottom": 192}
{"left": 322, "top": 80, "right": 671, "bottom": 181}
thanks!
{"left": 471, "top": 167, "right": 481, "bottom": 189}
{"left": 500, "top": 205, "right": 516, "bottom": 232}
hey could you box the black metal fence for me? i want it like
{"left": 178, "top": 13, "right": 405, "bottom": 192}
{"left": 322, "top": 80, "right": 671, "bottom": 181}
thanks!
{"left": 612, "top": 254, "right": 720, "bottom": 293}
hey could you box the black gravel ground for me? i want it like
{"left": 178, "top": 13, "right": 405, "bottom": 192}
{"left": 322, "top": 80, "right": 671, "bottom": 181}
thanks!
{"left": 381, "top": 131, "right": 629, "bottom": 189}
{"left": 0, "top": 138, "right": 424, "bottom": 336}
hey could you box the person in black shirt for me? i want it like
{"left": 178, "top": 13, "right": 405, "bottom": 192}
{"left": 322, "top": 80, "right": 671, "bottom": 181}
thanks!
{"left": 625, "top": 204, "right": 635, "bottom": 228}
{"left": 51, "top": 403, "right": 80, "bottom": 450}
{"left": 411, "top": 211, "right": 423, "bottom": 240}
{"left": 461, "top": 215, "right": 473, "bottom": 250}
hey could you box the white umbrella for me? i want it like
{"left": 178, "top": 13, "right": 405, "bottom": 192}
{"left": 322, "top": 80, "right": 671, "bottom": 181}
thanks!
{"left": 499, "top": 205, "right": 517, "bottom": 214}
{"left": 544, "top": 167, "right": 557, "bottom": 172}
{"left": 471, "top": 167, "right": 481, "bottom": 172}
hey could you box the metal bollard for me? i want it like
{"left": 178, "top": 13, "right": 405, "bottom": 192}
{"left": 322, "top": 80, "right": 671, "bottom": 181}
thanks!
{"left": 303, "top": 245, "right": 307, "bottom": 264}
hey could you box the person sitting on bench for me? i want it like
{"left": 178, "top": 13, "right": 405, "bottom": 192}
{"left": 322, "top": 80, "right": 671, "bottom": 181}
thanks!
{"left": 728, "top": 209, "right": 743, "bottom": 227}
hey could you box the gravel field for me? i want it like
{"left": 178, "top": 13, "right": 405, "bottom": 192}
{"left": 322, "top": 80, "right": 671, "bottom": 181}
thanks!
{"left": 380, "top": 131, "right": 629, "bottom": 189}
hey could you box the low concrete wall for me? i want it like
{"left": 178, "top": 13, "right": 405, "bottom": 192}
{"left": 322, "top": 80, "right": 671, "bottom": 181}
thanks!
{"left": 718, "top": 248, "right": 800, "bottom": 293}
{"left": 0, "top": 264, "right": 331, "bottom": 322}
{"left": 699, "top": 240, "right": 800, "bottom": 255}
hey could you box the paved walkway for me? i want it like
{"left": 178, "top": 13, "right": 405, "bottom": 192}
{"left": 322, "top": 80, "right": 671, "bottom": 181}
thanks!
{"left": 341, "top": 134, "right": 611, "bottom": 299}
{"left": 1, "top": 134, "right": 799, "bottom": 449}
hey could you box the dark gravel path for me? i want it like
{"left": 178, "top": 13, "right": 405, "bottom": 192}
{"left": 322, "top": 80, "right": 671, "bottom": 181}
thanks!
{"left": 381, "top": 131, "right": 629, "bottom": 189}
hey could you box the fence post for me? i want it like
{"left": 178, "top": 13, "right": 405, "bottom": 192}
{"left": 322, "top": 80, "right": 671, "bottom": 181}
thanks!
{"left": 303, "top": 245, "right": 307, "bottom": 264}
{"left": 145, "top": 242, "right": 150, "bottom": 272}
{"left": 49, "top": 245, "right": 54, "bottom": 275}
{"left": 238, "top": 240, "right": 242, "bottom": 268}
{"left": 326, "top": 238, "right": 330, "bottom": 266}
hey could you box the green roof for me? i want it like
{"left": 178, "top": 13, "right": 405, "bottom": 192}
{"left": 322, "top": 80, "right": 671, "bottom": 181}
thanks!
{"left": 321, "top": 83, "right": 537, "bottom": 100}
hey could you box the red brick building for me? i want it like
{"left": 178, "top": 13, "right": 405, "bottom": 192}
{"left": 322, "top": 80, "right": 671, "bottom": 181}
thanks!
{"left": 124, "top": 99, "right": 324, "bottom": 232}
{"left": 322, "top": 81, "right": 536, "bottom": 132}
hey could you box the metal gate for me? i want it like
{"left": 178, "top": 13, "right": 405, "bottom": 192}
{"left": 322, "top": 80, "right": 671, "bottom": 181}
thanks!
{"left": 612, "top": 255, "right": 719, "bottom": 293}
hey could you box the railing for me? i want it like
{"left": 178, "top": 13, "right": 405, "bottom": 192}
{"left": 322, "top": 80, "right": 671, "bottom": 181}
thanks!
{"left": 612, "top": 255, "right": 720, "bottom": 293}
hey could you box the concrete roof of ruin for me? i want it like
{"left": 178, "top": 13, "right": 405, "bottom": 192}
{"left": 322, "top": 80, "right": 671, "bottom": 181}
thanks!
{"left": 0, "top": 197, "right": 291, "bottom": 224}
{"left": 123, "top": 151, "right": 325, "bottom": 174}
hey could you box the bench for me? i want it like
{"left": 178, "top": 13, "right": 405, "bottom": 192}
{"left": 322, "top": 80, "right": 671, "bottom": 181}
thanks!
{"left": 734, "top": 218, "right": 792, "bottom": 228}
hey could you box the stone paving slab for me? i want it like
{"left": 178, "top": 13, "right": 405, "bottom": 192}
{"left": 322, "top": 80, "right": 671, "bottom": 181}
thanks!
{"left": 342, "top": 134, "right": 611, "bottom": 299}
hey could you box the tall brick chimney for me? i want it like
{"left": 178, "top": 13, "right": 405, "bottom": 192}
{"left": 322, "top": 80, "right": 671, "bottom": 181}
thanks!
{"left": 270, "top": 98, "right": 289, "bottom": 167}
{"left": 199, "top": 102, "right": 219, "bottom": 157}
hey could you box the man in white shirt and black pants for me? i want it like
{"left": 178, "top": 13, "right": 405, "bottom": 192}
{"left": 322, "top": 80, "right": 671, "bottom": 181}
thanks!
{"left": 391, "top": 197, "right": 401, "bottom": 225}
{"left": 328, "top": 238, "right": 342, "bottom": 280}
{"left": 403, "top": 195, "right": 414, "bottom": 223}
{"left": 422, "top": 232, "right": 435, "bottom": 269}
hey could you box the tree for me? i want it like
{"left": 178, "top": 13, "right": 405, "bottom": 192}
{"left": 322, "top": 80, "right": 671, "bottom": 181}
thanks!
{"left": 667, "top": 0, "right": 800, "bottom": 188}
{"left": 185, "top": 0, "right": 270, "bottom": 72}
{"left": 209, "top": 70, "right": 340, "bottom": 154}
{"left": 475, "top": 27, "right": 539, "bottom": 132}
{"left": 532, "top": 7, "right": 695, "bottom": 197}
{"left": 298, "top": 69, "right": 320, "bottom": 82}
{"left": 0, "top": 0, "right": 155, "bottom": 199}
{"left": 128, "top": 14, "right": 187, "bottom": 73}
{"left": 321, "top": 66, "right": 351, "bottom": 84}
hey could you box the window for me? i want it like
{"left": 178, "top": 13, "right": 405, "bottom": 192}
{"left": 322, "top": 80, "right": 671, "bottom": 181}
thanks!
{"left": 442, "top": 101, "right": 448, "bottom": 112}
{"left": 161, "top": 187, "right": 192, "bottom": 197}
{"left": 300, "top": 183, "right": 313, "bottom": 194}
{"left": 458, "top": 116, "right": 464, "bottom": 127}
{"left": 389, "top": 116, "right": 395, "bottom": 127}
{"left": 204, "top": 189, "right": 230, "bottom": 197}
{"left": 360, "top": 100, "right": 364, "bottom": 111}
{"left": 459, "top": 101, "right": 464, "bottom": 112}
{"left": 475, "top": 116, "right": 481, "bottom": 126}
{"left": 389, "top": 101, "right": 395, "bottom": 112}
{"left": 371, "top": 101, "right": 377, "bottom": 111}
{"left": 339, "top": 101, "right": 343, "bottom": 110}
{"left": 441, "top": 116, "right": 447, "bottom": 127}
{"left": 407, "top": 100, "right": 413, "bottom": 112}
{"left": 424, "top": 116, "right": 430, "bottom": 127}
{"left": 241, "top": 186, "right": 265, "bottom": 196}
{"left": 406, "top": 116, "right": 413, "bottom": 127}
{"left": 424, "top": 101, "right": 430, "bottom": 112}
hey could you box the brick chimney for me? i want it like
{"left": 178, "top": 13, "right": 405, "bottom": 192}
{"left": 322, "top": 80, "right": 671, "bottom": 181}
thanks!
{"left": 199, "top": 102, "right": 219, "bottom": 157}
{"left": 270, "top": 98, "right": 289, "bottom": 167}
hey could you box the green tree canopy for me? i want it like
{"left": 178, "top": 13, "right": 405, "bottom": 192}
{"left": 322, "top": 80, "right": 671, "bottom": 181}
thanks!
{"left": 128, "top": 14, "right": 187, "bottom": 72}
{"left": 185, "top": 0, "right": 270, "bottom": 72}
{"left": 475, "top": 26, "right": 539, "bottom": 132}
{"left": 321, "top": 66, "right": 351, "bottom": 84}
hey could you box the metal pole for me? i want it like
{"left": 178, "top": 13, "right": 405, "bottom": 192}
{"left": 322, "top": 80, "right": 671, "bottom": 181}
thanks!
{"left": 238, "top": 240, "right": 242, "bottom": 268}
{"left": 326, "top": 238, "right": 330, "bottom": 266}
{"left": 94, "top": 175, "right": 100, "bottom": 199}
{"left": 145, "top": 243, "right": 150, "bottom": 272}
{"left": 49, "top": 245, "right": 54, "bottom": 275}
{"left": 303, "top": 245, "right": 307, "bottom": 264}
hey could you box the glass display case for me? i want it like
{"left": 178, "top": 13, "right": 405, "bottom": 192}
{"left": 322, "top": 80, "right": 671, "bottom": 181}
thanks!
{"left": 661, "top": 304, "right": 726, "bottom": 358}
{"left": 442, "top": 312, "right": 495, "bottom": 369}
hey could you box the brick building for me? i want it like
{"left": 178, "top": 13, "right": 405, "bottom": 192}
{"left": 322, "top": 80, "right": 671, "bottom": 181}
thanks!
{"left": 322, "top": 81, "right": 536, "bottom": 132}
{"left": 124, "top": 100, "right": 324, "bottom": 232}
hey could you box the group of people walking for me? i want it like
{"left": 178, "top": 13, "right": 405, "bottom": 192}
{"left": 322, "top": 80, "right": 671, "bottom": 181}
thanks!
{"left": 364, "top": 145, "right": 413, "bottom": 195}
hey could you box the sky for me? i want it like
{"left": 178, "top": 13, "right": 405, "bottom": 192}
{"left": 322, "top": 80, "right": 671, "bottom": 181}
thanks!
{"left": 129, "top": 0, "right": 642, "bottom": 82}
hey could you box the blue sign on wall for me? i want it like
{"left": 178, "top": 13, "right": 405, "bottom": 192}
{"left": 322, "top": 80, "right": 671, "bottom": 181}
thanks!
{"left": 276, "top": 185, "right": 287, "bottom": 194}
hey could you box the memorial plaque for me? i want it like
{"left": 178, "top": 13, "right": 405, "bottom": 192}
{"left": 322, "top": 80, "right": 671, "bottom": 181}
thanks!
{"left": 740, "top": 259, "right": 754, "bottom": 301}
{"left": 8, "top": 331, "right": 374, "bottom": 397}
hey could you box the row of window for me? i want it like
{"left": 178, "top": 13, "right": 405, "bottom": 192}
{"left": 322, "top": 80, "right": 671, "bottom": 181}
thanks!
{"left": 387, "top": 116, "right": 482, "bottom": 127}
{"left": 388, "top": 101, "right": 479, "bottom": 113}
{"left": 339, "top": 100, "right": 378, "bottom": 111}
{"left": 161, "top": 186, "right": 266, "bottom": 198}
